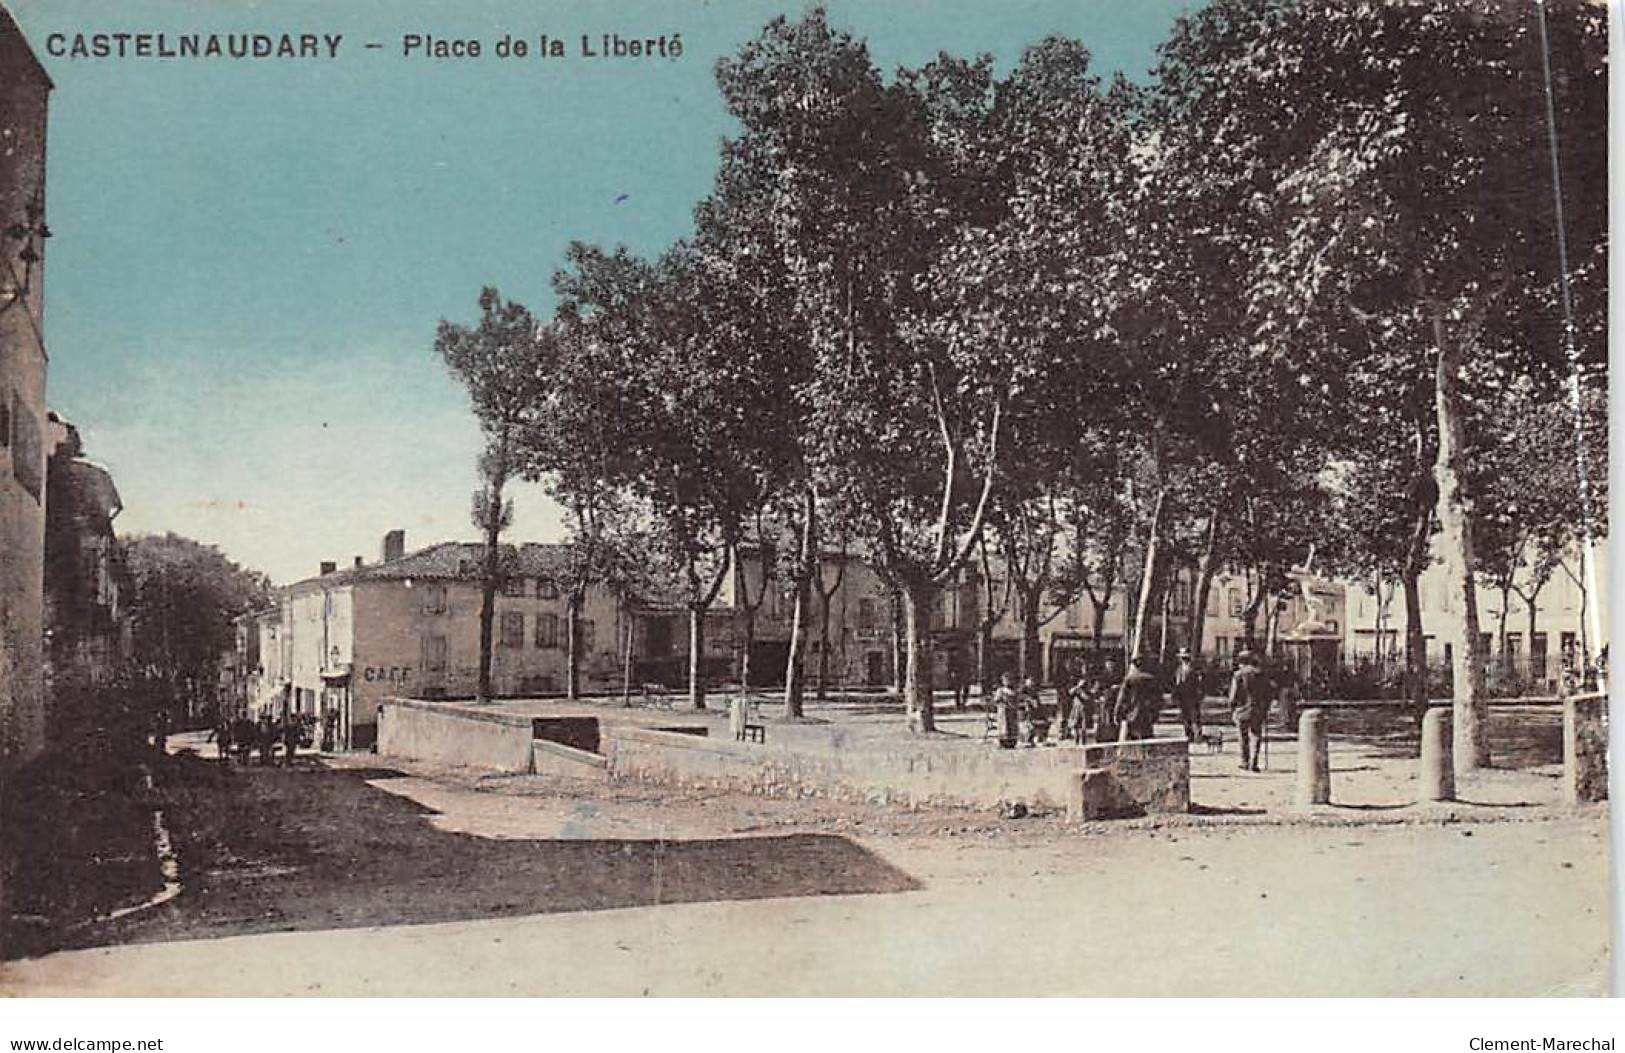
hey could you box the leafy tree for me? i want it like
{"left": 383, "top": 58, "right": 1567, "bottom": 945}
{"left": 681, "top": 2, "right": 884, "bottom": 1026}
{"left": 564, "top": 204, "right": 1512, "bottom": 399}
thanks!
{"left": 518, "top": 318, "right": 646, "bottom": 700}
{"left": 715, "top": 13, "right": 1012, "bottom": 732}
{"left": 123, "top": 533, "right": 270, "bottom": 715}
{"left": 1179, "top": 0, "right": 1605, "bottom": 772}
{"left": 554, "top": 243, "right": 768, "bottom": 710}
{"left": 437, "top": 288, "right": 545, "bottom": 703}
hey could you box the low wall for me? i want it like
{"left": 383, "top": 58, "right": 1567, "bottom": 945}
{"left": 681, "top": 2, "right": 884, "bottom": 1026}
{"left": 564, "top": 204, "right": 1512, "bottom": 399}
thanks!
{"left": 604, "top": 724, "right": 1113, "bottom": 811}
{"left": 531, "top": 738, "right": 608, "bottom": 779}
{"left": 1070, "top": 738, "right": 1191, "bottom": 820}
{"left": 376, "top": 699, "right": 537, "bottom": 773}
{"left": 376, "top": 700, "right": 1190, "bottom": 817}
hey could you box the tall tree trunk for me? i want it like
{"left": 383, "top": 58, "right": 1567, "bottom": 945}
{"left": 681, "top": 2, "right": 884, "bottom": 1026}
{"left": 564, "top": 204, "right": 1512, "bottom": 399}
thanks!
{"left": 1158, "top": 578, "right": 1173, "bottom": 664}
{"left": 739, "top": 612, "right": 756, "bottom": 692}
{"left": 1432, "top": 310, "right": 1489, "bottom": 774}
{"left": 784, "top": 586, "right": 808, "bottom": 719}
{"left": 976, "top": 621, "right": 992, "bottom": 698}
{"left": 1524, "top": 581, "right": 1543, "bottom": 688}
{"left": 1497, "top": 583, "right": 1512, "bottom": 674}
{"left": 816, "top": 593, "right": 833, "bottom": 701}
{"left": 688, "top": 606, "right": 707, "bottom": 711}
{"left": 477, "top": 535, "right": 500, "bottom": 705}
{"left": 1241, "top": 570, "right": 1266, "bottom": 651}
{"left": 901, "top": 582, "right": 937, "bottom": 733}
{"left": 890, "top": 591, "right": 904, "bottom": 695}
{"left": 620, "top": 605, "right": 634, "bottom": 707}
{"left": 1018, "top": 595, "right": 1041, "bottom": 682}
{"left": 1128, "top": 489, "right": 1167, "bottom": 661}
{"left": 783, "top": 491, "right": 815, "bottom": 719}
{"left": 1187, "top": 511, "right": 1222, "bottom": 659}
{"left": 1403, "top": 571, "right": 1426, "bottom": 712}
{"left": 1372, "top": 577, "right": 1387, "bottom": 668}
{"left": 565, "top": 592, "right": 582, "bottom": 700}
{"left": 1264, "top": 595, "right": 1282, "bottom": 657}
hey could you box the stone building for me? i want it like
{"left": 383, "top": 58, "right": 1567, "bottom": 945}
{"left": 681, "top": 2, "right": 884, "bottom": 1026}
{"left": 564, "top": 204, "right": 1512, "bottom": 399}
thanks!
{"left": 0, "top": 4, "right": 52, "bottom": 764}
{"left": 240, "top": 531, "right": 631, "bottom": 748}
{"left": 1343, "top": 542, "right": 1610, "bottom": 695}
{"left": 43, "top": 413, "right": 128, "bottom": 695}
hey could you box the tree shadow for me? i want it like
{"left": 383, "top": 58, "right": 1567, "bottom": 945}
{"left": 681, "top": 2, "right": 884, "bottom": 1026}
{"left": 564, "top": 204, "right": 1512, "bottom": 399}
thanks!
{"left": 17, "top": 756, "right": 920, "bottom": 958}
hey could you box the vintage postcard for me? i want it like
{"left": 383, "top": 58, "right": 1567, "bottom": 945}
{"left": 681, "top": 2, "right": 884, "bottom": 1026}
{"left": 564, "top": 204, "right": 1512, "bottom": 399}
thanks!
{"left": 0, "top": 0, "right": 1612, "bottom": 1009}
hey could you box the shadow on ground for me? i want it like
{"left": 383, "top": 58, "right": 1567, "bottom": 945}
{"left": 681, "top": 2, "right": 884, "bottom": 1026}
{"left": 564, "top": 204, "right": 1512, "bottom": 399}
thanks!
{"left": 15, "top": 754, "right": 919, "bottom": 959}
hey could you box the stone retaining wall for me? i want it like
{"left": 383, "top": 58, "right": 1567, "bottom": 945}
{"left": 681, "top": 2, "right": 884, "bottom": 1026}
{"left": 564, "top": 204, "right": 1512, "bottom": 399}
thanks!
{"left": 601, "top": 724, "right": 1140, "bottom": 811}
{"left": 531, "top": 738, "right": 609, "bottom": 779}
{"left": 1070, "top": 738, "right": 1192, "bottom": 819}
{"left": 376, "top": 699, "right": 537, "bottom": 773}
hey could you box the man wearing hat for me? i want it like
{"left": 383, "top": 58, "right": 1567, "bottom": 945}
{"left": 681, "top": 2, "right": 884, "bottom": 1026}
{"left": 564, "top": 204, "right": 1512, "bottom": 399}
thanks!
{"left": 1172, "top": 647, "right": 1202, "bottom": 742}
{"left": 1114, "top": 656, "right": 1161, "bottom": 740}
{"left": 1228, "top": 649, "right": 1269, "bottom": 771}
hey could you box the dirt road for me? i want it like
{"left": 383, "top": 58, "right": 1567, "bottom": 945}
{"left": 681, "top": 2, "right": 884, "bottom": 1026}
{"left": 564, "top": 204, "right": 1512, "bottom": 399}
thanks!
{"left": 2, "top": 745, "right": 1609, "bottom": 997}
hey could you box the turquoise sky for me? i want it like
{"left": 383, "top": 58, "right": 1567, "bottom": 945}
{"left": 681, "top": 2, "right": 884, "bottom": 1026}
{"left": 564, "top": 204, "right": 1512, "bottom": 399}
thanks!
{"left": 10, "top": 0, "right": 1198, "bottom": 584}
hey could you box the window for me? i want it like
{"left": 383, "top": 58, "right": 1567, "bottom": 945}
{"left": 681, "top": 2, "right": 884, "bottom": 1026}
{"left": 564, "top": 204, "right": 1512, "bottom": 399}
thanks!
{"left": 538, "top": 579, "right": 558, "bottom": 600}
{"left": 421, "top": 634, "right": 447, "bottom": 673}
{"left": 1169, "top": 578, "right": 1192, "bottom": 617}
{"left": 1532, "top": 632, "right": 1548, "bottom": 679}
{"left": 503, "top": 576, "right": 527, "bottom": 598}
{"left": 1477, "top": 632, "right": 1492, "bottom": 658}
{"left": 422, "top": 583, "right": 447, "bottom": 615}
{"left": 581, "top": 619, "right": 597, "bottom": 654}
{"left": 536, "top": 612, "right": 559, "bottom": 649}
{"left": 1228, "top": 589, "right": 1244, "bottom": 619}
{"left": 1215, "top": 636, "right": 1230, "bottom": 658}
{"left": 500, "top": 611, "right": 525, "bottom": 648}
{"left": 857, "top": 598, "right": 877, "bottom": 631}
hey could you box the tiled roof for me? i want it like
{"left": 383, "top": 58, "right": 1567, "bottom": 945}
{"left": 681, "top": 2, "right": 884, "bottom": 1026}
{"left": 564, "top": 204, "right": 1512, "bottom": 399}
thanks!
{"left": 282, "top": 541, "right": 572, "bottom": 592}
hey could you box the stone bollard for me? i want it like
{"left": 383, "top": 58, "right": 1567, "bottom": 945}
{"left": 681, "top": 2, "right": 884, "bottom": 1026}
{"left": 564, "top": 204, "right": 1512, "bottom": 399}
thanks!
{"left": 1295, "top": 708, "right": 1330, "bottom": 807}
{"left": 728, "top": 697, "right": 748, "bottom": 741}
{"left": 1418, "top": 706, "right": 1454, "bottom": 802}
{"left": 1563, "top": 694, "right": 1609, "bottom": 805}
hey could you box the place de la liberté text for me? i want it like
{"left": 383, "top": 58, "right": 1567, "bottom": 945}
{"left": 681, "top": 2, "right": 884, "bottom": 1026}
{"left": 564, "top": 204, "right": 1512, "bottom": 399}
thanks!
{"left": 43, "top": 31, "right": 684, "bottom": 61}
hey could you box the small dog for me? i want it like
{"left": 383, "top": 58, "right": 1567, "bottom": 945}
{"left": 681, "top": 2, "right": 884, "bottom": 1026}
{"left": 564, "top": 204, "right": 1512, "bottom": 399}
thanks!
{"left": 1199, "top": 731, "right": 1225, "bottom": 754}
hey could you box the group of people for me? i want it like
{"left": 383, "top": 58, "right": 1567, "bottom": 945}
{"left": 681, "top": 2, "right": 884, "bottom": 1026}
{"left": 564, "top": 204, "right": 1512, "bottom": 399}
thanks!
{"left": 213, "top": 712, "right": 310, "bottom": 767}
{"left": 986, "top": 647, "right": 1290, "bottom": 772}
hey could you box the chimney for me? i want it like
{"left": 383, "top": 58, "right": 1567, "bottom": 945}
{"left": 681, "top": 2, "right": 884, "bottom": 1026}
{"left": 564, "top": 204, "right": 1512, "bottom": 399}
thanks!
{"left": 382, "top": 529, "right": 406, "bottom": 563}
{"left": 354, "top": 556, "right": 364, "bottom": 568}
{"left": 320, "top": 560, "right": 337, "bottom": 576}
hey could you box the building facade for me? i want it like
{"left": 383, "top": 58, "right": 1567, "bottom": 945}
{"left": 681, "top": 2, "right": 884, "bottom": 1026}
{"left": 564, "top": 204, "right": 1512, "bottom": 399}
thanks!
{"left": 1343, "top": 541, "right": 1610, "bottom": 695}
{"left": 43, "top": 413, "right": 128, "bottom": 695}
{"left": 238, "top": 532, "right": 631, "bottom": 748}
{"left": 0, "top": 6, "right": 51, "bottom": 764}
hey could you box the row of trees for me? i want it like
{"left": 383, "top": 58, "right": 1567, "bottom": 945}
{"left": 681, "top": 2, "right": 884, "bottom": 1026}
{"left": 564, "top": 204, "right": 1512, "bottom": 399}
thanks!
{"left": 438, "top": 1, "right": 1606, "bottom": 776}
